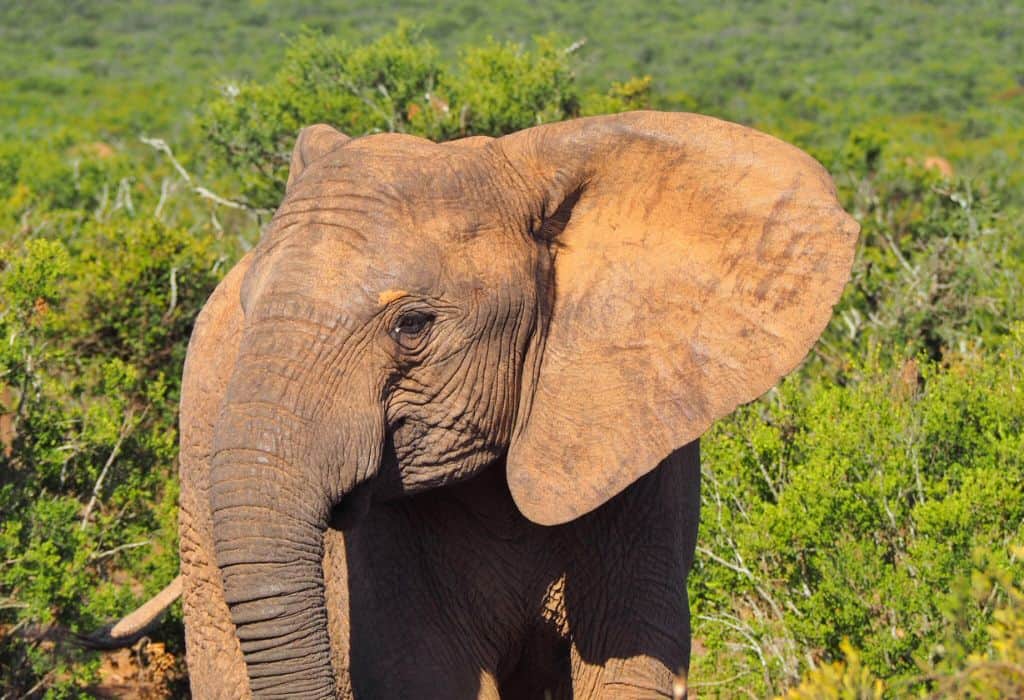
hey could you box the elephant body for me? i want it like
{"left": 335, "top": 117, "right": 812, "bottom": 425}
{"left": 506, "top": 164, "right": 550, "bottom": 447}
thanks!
{"left": 177, "top": 111, "right": 858, "bottom": 697}
{"left": 181, "top": 282, "right": 699, "bottom": 695}
{"left": 336, "top": 448, "right": 698, "bottom": 698}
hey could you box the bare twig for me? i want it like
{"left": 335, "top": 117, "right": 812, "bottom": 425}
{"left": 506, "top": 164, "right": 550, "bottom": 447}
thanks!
{"left": 689, "top": 670, "right": 756, "bottom": 688}
{"left": 140, "top": 136, "right": 192, "bottom": 184}
{"left": 697, "top": 545, "right": 751, "bottom": 577}
{"left": 58, "top": 442, "right": 84, "bottom": 489}
{"left": 565, "top": 38, "right": 587, "bottom": 54}
{"left": 140, "top": 137, "right": 272, "bottom": 216}
{"left": 210, "top": 209, "right": 223, "bottom": 236}
{"left": 154, "top": 177, "right": 172, "bottom": 219}
{"left": 80, "top": 409, "right": 139, "bottom": 531}
{"left": 194, "top": 186, "right": 252, "bottom": 211}
{"left": 113, "top": 177, "right": 134, "bottom": 215}
{"left": 94, "top": 182, "right": 110, "bottom": 221}
{"left": 697, "top": 544, "right": 788, "bottom": 623}
{"left": 89, "top": 540, "right": 151, "bottom": 563}
{"left": 881, "top": 230, "right": 917, "bottom": 278}
{"left": 696, "top": 612, "right": 771, "bottom": 690}
{"left": 163, "top": 266, "right": 178, "bottom": 321}
{"left": 19, "top": 670, "right": 54, "bottom": 699}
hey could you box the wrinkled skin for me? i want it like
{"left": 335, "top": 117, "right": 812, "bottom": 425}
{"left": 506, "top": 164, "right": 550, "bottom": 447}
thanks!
{"left": 178, "top": 112, "right": 859, "bottom": 698}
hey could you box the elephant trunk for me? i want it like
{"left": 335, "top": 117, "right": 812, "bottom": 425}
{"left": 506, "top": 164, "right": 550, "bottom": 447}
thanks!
{"left": 210, "top": 422, "right": 337, "bottom": 698}
{"left": 209, "top": 347, "right": 380, "bottom": 698}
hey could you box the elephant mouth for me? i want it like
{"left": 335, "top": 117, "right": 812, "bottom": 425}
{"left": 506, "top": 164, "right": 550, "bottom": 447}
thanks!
{"left": 327, "top": 428, "right": 402, "bottom": 530}
{"left": 329, "top": 479, "right": 376, "bottom": 530}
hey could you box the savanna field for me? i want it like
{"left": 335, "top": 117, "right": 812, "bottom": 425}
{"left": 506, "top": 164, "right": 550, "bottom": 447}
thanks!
{"left": 1, "top": 2, "right": 1022, "bottom": 697}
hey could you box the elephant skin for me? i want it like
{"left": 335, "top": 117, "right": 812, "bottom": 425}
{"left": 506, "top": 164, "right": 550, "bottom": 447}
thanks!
{"left": 177, "top": 112, "right": 859, "bottom": 698}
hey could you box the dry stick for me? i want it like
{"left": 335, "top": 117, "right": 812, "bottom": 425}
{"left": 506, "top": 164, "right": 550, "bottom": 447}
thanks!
{"left": 140, "top": 137, "right": 192, "bottom": 184}
{"left": 697, "top": 544, "right": 788, "bottom": 623}
{"left": 194, "top": 185, "right": 261, "bottom": 211}
{"left": 139, "top": 136, "right": 272, "bottom": 216}
{"left": 688, "top": 670, "right": 757, "bottom": 690}
{"left": 89, "top": 540, "right": 151, "bottom": 563}
{"left": 19, "top": 671, "right": 55, "bottom": 699}
{"left": 564, "top": 38, "right": 587, "bottom": 54}
{"left": 154, "top": 177, "right": 172, "bottom": 219}
{"left": 162, "top": 266, "right": 178, "bottom": 321}
{"left": 696, "top": 612, "right": 771, "bottom": 690}
{"left": 881, "top": 229, "right": 917, "bottom": 278}
{"left": 80, "top": 409, "right": 136, "bottom": 531}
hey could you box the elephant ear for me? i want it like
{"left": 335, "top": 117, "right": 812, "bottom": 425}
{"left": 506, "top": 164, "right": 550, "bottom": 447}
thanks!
{"left": 286, "top": 124, "right": 350, "bottom": 191}
{"left": 497, "top": 111, "right": 859, "bottom": 525}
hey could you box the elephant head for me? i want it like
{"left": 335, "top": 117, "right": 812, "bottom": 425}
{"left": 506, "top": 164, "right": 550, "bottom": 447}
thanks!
{"left": 206, "top": 112, "right": 858, "bottom": 696}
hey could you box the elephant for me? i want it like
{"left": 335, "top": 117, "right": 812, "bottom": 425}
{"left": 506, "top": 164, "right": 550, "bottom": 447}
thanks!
{"left": 176, "top": 111, "right": 859, "bottom": 698}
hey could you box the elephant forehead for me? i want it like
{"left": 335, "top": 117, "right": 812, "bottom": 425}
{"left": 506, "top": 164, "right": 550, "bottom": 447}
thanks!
{"left": 247, "top": 229, "right": 445, "bottom": 318}
{"left": 286, "top": 136, "right": 508, "bottom": 231}
{"left": 273, "top": 167, "right": 502, "bottom": 245}
{"left": 248, "top": 146, "right": 524, "bottom": 319}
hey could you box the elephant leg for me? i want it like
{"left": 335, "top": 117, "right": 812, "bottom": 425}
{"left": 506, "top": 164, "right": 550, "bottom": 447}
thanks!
{"left": 326, "top": 467, "right": 555, "bottom": 699}
{"left": 327, "top": 504, "right": 505, "bottom": 699}
{"left": 561, "top": 442, "right": 701, "bottom": 700}
{"left": 498, "top": 580, "right": 574, "bottom": 699}
{"left": 565, "top": 569, "right": 690, "bottom": 699}
{"left": 179, "top": 473, "right": 250, "bottom": 699}
{"left": 571, "top": 655, "right": 681, "bottom": 699}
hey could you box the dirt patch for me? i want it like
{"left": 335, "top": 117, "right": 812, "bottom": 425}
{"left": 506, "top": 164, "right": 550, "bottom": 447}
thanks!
{"left": 90, "top": 640, "right": 185, "bottom": 699}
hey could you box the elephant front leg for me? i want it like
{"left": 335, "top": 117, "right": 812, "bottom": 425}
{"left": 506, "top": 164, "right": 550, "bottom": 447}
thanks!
{"left": 564, "top": 563, "right": 691, "bottom": 699}
{"left": 179, "top": 476, "right": 251, "bottom": 699}
{"left": 568, "top": 616, "right": 690, "bottom": 699}
{"left": 326, "top": 505, "right": 506, "bottom": 699}
{"left": 561, "top": 443, "right": 700, "bottom": 700}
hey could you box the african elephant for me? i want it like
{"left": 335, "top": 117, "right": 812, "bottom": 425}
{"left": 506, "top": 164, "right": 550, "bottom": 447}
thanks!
{"left": 177, "top": 111, "right": 858, "bottom": 698}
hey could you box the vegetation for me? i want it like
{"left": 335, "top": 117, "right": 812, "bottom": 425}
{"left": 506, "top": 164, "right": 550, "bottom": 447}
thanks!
{"left": 1, "top": 3, "right": 1021, "bottom": 697}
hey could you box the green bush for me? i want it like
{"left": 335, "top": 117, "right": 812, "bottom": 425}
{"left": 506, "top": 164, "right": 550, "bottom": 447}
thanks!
{"left": 780, "top": 546, "right": 1024, "bottom": 698}
{"left": 0, "top": 141, "right": 238, "bottom": 694}
{"left": 822, "top": 144, "right": 1024, "bottom": 364}
{"left": 202, "top": 26, "right": 600, "bottom": 209}
{"left": 690, "top": 325, "right": 1024, "bottom": 695}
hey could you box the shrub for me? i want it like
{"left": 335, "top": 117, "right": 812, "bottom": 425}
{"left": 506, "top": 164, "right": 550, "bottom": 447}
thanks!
{"left": 822, "top": 143, "right": 1024, "bottom": 364}
{"left": 690, "top": 325, "right": 1024, "bottom": 695}
{"left": 0, "top": 143, "right": 236, "bottom": 695}
{"left": 202, "top": 26, "right": 597, "bottom": 209}
{"left": 780, "top": 546, "right": 1024, "bottom": 698}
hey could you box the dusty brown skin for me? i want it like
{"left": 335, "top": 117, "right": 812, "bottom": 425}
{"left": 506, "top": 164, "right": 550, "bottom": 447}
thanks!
{"left": 177, "top": 112, "right": 859, "bottom": 698}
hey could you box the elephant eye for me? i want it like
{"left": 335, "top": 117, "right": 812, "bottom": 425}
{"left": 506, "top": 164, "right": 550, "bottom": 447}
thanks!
{"left": 389, "top": 310, "right": 434, "bottom": 347}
